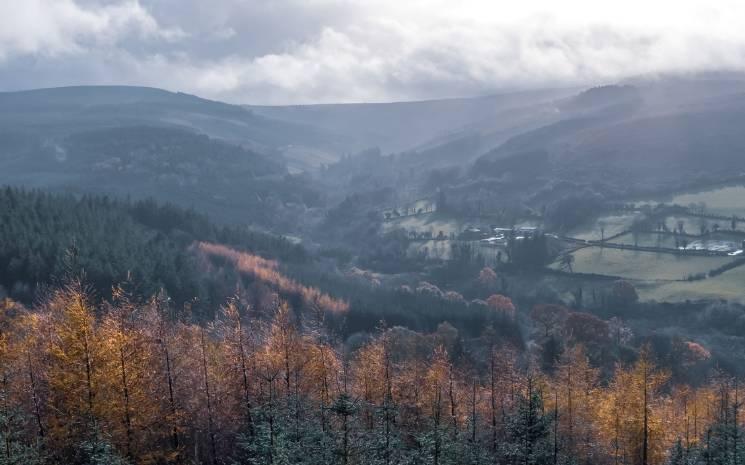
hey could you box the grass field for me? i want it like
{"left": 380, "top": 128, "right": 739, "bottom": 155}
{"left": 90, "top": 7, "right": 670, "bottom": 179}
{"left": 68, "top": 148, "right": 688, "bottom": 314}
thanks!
{"left": 568, "top": 213, "right": 639, "bottom": 240}
{"left": 612, "top": 232, "right": 679, "bottom": 248}
{"left": 639, "top": 263, "right": 745, "bottom": 302}
{"left": 557, "top": 246, "right": 732, "bottom": 280}
{"left": 670, "top": 185, "right": 745, "bottom": 217}
{"left": 663, "top": 215, "right": 735, "bottom": 235}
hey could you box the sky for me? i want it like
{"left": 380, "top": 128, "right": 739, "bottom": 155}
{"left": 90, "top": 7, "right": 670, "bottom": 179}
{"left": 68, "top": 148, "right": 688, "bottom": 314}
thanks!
{"left": 2, "top": 0, "right": 745, "bottom": 104}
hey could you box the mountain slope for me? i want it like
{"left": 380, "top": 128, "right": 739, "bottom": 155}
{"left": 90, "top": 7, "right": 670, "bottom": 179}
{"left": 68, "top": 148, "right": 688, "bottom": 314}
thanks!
{"left": 0, "top": 87, "right": 330, "bottom": 230}
{"left": 247, "top": 88, "right": 578, "bottom": 155}
{"left": 0, "top": 85, "right": 337, "bottom": 151}
{"left": 470, "top": 77, "right": 745, "bottom": 194}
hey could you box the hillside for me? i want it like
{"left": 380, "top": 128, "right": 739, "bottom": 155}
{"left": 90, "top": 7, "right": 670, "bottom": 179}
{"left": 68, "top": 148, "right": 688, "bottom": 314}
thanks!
{"left": 248, "top": 87, "right": 577, "bottom": 155}
{"left": 0, "top": 85, "right": 336, "bottom": 151}
{"left": 467, "top": 78, "right": 745, "bottom": 195}
{"left": 0, "top": 91, "right": 327, "bottom": 230}
{"left": 0, "top": 187, "right": 307, "bottom": 307}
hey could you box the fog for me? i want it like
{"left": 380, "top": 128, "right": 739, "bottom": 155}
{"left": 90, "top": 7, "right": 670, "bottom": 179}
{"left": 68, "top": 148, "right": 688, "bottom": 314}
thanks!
{"left": 3, "top": 0, "right": 745, "bottom": 104}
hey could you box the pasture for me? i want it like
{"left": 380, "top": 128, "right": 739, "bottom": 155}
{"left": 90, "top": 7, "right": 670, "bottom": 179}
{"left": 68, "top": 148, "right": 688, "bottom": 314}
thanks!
{"left": 669, "top": 185, "right": 745, "bottom": 217}
{"left": 567, "top": 213, "right": 640, "bottom": 241}
{"left": 639, "top": 263, "right": 745, "bottom": 303}
{"left": 557, "top": 246, "right": 732, "bottom": 281}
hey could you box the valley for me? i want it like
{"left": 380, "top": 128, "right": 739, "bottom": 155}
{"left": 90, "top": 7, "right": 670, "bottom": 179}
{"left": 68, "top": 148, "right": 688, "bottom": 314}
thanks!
{"left": 4, "top": 77, "right": 745, "bottom": 465}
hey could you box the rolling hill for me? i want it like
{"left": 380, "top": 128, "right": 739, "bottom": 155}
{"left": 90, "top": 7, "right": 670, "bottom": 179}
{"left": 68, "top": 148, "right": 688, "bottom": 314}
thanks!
{"left": 469, "top": 76, "right": 745, "bottom": 195}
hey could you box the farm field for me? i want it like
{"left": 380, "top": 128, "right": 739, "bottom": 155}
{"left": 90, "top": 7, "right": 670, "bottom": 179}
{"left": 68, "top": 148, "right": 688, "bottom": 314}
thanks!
{"left": 669, "top": 185, "right": 745, "bottom": 217}
{"left": 662, "top": 215, "right": 740, "bottom": 235}
{"left": 611, "top": 231, "right": 742, "bottom": 253}
{"left": 612, "top": 232, "right": 679, "bottom": 248}
{"left": 557, "top": 246, "right": 732, "bottom": 280}
{"left": 567, "top": 213, "right": 639, "bottom": 241}
{"left": 639, "top": 263, "right": 745, "bottom": 303}
{"left": 638, "top": 186, "right": 745, "bottom": 219}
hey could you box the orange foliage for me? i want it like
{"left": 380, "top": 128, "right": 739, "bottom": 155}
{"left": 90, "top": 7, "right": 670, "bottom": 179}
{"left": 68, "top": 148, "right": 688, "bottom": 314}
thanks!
{"left": 196, "top": 242, "right": 349, "bottom": 314}
{"left": 486, "top": 294, "right": 516, "bottom": 319}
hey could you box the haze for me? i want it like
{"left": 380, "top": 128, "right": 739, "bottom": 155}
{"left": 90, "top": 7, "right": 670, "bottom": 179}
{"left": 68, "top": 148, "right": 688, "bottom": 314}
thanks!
{"left": 2, "top": 0, "right": 745, "bottom": 103}
{"left": 5, "top": 3, "right": 745, "bottom": 465}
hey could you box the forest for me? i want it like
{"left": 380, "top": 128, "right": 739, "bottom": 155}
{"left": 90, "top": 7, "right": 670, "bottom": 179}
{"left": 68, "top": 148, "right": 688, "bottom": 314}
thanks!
{"left": 4, "top": 77, "right": 745, "bottom": 465}
{"left": 2, "top": 188, "right": 745, "bottom": 465}
{"left": 0, "top": 187, "right": 306, "bottom": 307}
{"left": 0, "top": 277, "right": 743, "bottom": 465}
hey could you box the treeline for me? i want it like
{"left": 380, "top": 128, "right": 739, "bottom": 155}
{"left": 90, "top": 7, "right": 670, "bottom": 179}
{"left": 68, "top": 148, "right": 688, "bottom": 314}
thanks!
{"left": 0, "top": 187, "right": 306, "bottom": 305}
{"left": 0, "top": 282, "right": 743, "bottom": 465}
{"left": 198, "top": 242, "right": 521, "bottom": 340}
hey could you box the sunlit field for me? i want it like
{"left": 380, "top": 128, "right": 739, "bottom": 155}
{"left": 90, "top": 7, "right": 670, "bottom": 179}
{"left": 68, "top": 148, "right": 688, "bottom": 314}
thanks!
{"left": 639, "top": 263, "right": 745, "bottom": 303}
{"left": 557, "top": 246, "right": 732, "bottom": 280}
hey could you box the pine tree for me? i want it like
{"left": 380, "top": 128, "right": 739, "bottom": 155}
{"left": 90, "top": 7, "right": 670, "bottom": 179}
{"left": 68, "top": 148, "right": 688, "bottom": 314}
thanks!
{"left": 503, "top": 375, "right": 554, "bottom": 465}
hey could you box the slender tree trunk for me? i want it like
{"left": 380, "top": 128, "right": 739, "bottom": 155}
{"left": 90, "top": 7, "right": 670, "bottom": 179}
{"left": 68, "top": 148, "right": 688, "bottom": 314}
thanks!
{"left": 237, "top": 317, "right": 254, "bottom": 436}
{"left": 554, "top": 391, "right": 559, "bottom": 465}
{"left": 471, "top": 380, "right": 477, "bottom": 444}
{"left": 200, "top": 328, "right": 217, "bottom": 465}
{"left": 490, "top": 352, "right": 497, "bottom": 452}
{"left": 161, "top": 337, "right": 179, "bottom": 450}
{"left": 268, "top": 378, "right": 275, "bottom": 465}
{"left": 567, "top": 364, "right": 574, "bottom": 453}
{"left": 525, "top": 377, "right": 533, "bottom": 465}
{"left": 434, "top": 386, "right": 442, "bottom": 465}
{"left": 614, "top": 397, "right": 620, "bottom": 465}
{"left": 284, "top": 336, "right": 291, "bottom": 397}
{"left": 384, "top": 345, "right": 392, "bottom": 465}
{"left": 448, "top": 365, "right": 457, "bottom": 432}
{"left": 684, "top": 398, "right": 690, "bottom": 452}
{"left": 26, "top": 351, "right": 45, "bottom": 438}
{"left": 319, "top": 347, "right": 330, "bottom": 434}
{"left": 642, "top": 363, "right": 649, "bottom": 465}
{"left": 82, "top": 323, "right": 95, "bottom": 417}
{"left": 119, "top": 346, "right": 133, "bottom": 459}
{"left": 342, "top": 367, "right": 350, "bottom": 465}
{"left": 2, "top": 372, "right": 10, "bottom": 462}
{"left": 734, "top": 378, "right": 739, "bottom": 465}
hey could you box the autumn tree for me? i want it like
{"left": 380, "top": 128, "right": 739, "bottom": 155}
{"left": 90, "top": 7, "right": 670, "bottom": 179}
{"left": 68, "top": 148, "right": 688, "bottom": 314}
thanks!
{"left": 597, "top": 348, "right": 670, "bottom": 465}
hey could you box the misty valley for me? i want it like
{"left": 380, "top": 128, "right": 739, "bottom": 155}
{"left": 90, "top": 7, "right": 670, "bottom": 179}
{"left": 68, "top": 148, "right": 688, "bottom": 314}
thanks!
{"left": 4, "top": 76, "right": 745, "bottom": 465}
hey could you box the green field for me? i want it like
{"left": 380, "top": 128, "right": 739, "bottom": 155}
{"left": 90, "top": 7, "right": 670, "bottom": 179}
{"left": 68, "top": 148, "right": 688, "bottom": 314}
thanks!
{"left": 568, "top": 213, "right": 639, "bottom": 240}
{"left": 663, "top": 215, "right": 737, "bottom": 235}
{"left": 558, "top": 246, "right": 732, "bottom": 280}
{"left": 670, "top": 185, "right": 745, "bottom": 217}
{"left": 639, "top": 263, "right": 745, "bottom": 302}
{"left": 612, "top": 232, "right": 679, "bottom": 248}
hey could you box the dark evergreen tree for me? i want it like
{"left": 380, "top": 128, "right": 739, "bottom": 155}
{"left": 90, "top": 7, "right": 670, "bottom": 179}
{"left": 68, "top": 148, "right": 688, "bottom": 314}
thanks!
{"left": 503, "top": 378, "right": 554, "bottom": 465}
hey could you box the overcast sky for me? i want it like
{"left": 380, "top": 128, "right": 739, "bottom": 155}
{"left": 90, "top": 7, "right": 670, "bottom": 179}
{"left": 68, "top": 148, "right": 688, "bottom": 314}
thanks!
{"left": 2, "top": 0, "right": 745, "bottom": 104}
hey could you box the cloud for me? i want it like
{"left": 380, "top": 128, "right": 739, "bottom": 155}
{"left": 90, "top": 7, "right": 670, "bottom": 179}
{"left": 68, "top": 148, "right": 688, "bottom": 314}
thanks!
{"left": 0, "top": 0, "right": 184, "bottom": 61}
{"left": 3, "top": 0, "right": 745, "bottom": 103}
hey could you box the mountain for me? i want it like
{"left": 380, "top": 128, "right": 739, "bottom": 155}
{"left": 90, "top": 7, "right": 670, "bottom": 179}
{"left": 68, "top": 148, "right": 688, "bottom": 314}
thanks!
{"left": 247, "top": 87, "right": 578, "bottom": 156}
{"left": 0, "top": 85, "right": 336, "bottom": 151}
{"left": 469, "top": 76, "right": 745, "bottom": 194}
{"left": 0, "top": 187, "right": 307, "bottom": 305}
{"left": 0, "top": 86, "right": 334, "bottom": 230}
